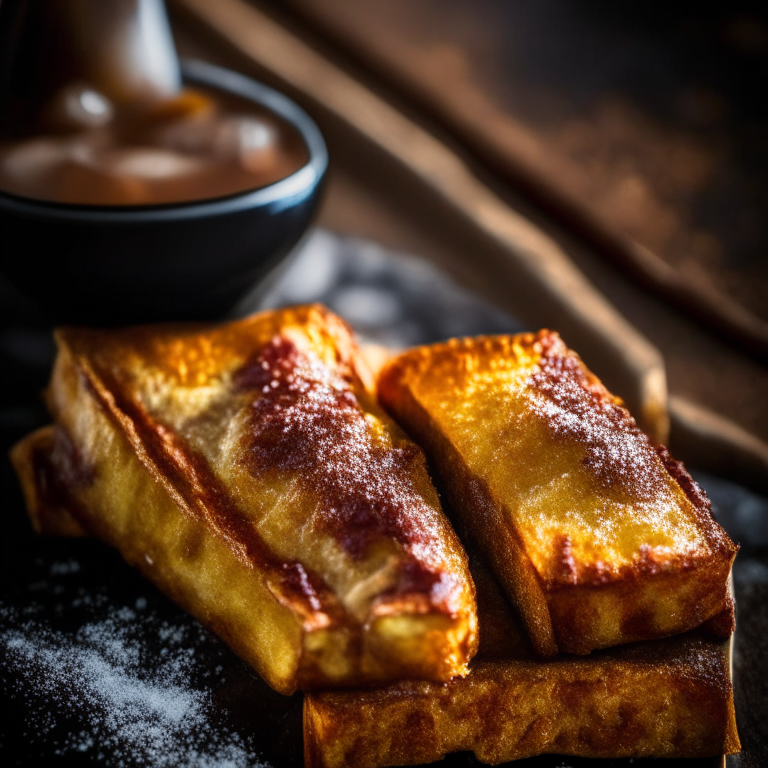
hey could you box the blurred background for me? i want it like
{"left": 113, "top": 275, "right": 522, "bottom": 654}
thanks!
{"left": 238, "top": 0, "right": 768, "bottom": 437}
{"left": 3, "top": 0, "right": 768, "bottom": 442}
{"left": 269, "top": 0, "right": 768, "bottom": 318}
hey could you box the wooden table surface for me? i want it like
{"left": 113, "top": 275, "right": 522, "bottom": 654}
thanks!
{"left": 172, "top": 0, "right": 768, "bottom": 450}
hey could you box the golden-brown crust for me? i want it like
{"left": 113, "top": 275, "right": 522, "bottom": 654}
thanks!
{"left": 703, "top": 595, "right": 736, "bottom": 639}
{"left": 303, "top": 557, "right": 740, "bottom": 768}
{"left": 52, "top": 307, "right": 394, "bottom": 584}
{"left": 305, "top": 645, "right": 739, "bottom": 768}
{"left": 23, "top": 304, "right": 477, "bottom": 692}
{"left": 9, "top": 426, "right": 88, "bottom": 537}
{"left": 655, "top": 442, "right": 737, "bottom": 559}
{"left": 378, "top": 330, "right": 738, "bottom": 655}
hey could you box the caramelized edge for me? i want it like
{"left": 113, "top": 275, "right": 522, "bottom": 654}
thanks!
{"left": 52, "top": 306, "right": 476, "bottom": 676}
{"left": 378, "top": 348, "right": 558, "bottom": 656}
{"left": 380, "top": 332, "right": 739, "bottom": 584}
{"left": 10, "top": 425, "right": 88, "bottom": 537}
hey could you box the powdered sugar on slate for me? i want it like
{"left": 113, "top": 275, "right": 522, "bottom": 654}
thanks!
{"left": 0, "top": 598, "right": 265, "bottom": 768}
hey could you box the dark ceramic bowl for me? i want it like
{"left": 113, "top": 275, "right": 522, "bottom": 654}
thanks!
{"left": 0, "top": 59, "right": 328, "bottom": 325}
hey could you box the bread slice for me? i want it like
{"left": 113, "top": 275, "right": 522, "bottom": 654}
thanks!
{"left": 377, "top": 330, "right": 738, "bottom": 655}
{"left": 304, "top": 557, "right": 740, "bottom": 768}
{"left": 11, "top": 305, "right": 477, "bottom": 694}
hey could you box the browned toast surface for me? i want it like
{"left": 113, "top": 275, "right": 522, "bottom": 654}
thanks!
{"left": 304, "top": 556, "right": 740, "bottom": 768}
{"left": 378, "top": 330, "right": 738, "bottom": 655}
{"left": 15, "top": 305, "right": 477, "bottom": 693}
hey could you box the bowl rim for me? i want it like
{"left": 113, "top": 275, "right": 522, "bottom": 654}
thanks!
{"left": 0, "top": 58, "right": 328, "bottom": 222}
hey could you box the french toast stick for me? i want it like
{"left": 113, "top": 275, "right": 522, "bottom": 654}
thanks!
{"left": 11, "top": 305, "right": 477, "bottom": 694}
{"left": 377, "top": 331, "right": 738, "bottom": 655}
{"left": 304, "top": 558, "right": 740, "bottom": 768}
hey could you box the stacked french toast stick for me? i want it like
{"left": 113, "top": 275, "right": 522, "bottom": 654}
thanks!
{"left": 11, "top": 304, "right": 740, "bottom": 767}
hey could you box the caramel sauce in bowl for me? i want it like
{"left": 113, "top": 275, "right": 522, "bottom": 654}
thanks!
{"left": 0, "top": 60, "right": 327, "bottom": 325}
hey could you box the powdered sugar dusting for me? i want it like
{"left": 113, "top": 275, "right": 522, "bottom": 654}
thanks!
{"left": 420, "top": 333, "right": 708, "bottom": 573}
{"left": 235, "top": 336, "right": 461, "bottom": 611}
{"left": 526, "top": 333, "right": 665, "bottom": 501}
{"left": 0, "top": 598, "right": 266, "bottom": 768}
